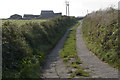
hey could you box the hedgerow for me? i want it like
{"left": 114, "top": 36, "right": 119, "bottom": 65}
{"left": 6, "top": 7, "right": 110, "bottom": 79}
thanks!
{"left": 2, "top": 16, "right": 77, "bottom": 78}
{"left": 81, "top": 8, "right": 120, "bottom": 70}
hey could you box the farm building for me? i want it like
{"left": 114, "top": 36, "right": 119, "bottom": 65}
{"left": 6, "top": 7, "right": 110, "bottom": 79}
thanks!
{"left": 23, "top": 14, "right": 39, "bottom": 19}
{"left": 9, "top": 10, "right": 62, "bottom": 19}
{"left": 41, "top": 10, "right": 54, "bottom": 15}
{"left": 39, "top": 10, "right": 62, "bottom": 19}
{"left": 9, "top": 14, "right": 22, "bottom": 19}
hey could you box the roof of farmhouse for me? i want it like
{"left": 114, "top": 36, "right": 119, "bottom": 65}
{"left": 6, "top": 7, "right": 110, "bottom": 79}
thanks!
{"left": 41, "top": 10, "right": 54, "bottom": 15}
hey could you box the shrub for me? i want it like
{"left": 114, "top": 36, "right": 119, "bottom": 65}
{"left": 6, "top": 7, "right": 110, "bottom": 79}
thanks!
{"left": 2, "top": 16, "right": 77, "bottom": 78}
{"left": 81, "top": 8, "right": 120, "bottom": 70}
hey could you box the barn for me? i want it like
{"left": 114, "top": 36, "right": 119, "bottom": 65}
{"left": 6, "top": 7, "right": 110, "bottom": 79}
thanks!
{"left": 9, "top": 14, "right": 22, "bottom": 19}
{"left": 39, "top": 10, "right": 62, "bottom": 19}
{"left": 9, "top": 10, "right": 62, "bottom": 19}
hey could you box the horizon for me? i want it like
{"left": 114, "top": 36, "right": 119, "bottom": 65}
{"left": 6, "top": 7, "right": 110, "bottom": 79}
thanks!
{"left": 0, "top": 0, "right": 119, "bottom": 18}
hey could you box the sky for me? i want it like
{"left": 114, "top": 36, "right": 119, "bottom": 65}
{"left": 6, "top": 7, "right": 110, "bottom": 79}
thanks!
{"left": 0, "top": 0, "right": 119, "bottom": 18}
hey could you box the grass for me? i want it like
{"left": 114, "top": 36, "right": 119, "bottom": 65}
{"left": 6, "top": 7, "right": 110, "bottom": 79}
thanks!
{"left": 60, "top": 22, "right": 90, "bottom": 78}
{"left": 71, "top": 59, "right": 82, "bottom": 65}
{"left": 70, "top": 69, "right": 90, "bottom": 78}
{"left": 63, "top": 57, "right": 70, "bottom": 63}
{"left": 60, "top": 22, "right": 80, "bottom": 59}
{"left": 2, "top": 19, "right": 47, "bottom": 26}
{"left": 72, "top": 64, "right": 83, "bottom": 69}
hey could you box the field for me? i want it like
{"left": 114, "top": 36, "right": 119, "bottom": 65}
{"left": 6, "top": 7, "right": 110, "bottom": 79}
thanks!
{"left": 2, "top": 19, "right": 47, "bottom": 26}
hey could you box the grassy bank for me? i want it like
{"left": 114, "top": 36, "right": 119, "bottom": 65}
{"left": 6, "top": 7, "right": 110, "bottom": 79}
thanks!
{"left": 81, "top": 8, "right": 120, "bottom": 70}
{"left": 2, "top": 16, "right": 77, "bottom": 78}
{"left": 60, "top": 22, "right": 90, "bottom": 78}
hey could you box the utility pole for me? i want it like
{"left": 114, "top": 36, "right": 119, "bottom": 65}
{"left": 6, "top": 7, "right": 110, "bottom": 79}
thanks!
{"left": 65, "top": 1, "right": 69, "bottom": 16}
{"left": 87, "top": 10, "right": 88, "bottom": 14}
{"left": 68, "top": 2, "right": 69, "bottom": 16}
{"left": 66, "top": 3, "right": 67, "bottom": 16}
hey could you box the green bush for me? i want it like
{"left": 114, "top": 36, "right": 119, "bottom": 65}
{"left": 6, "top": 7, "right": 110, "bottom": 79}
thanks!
{"left": 2, "top": 16, "right": 77, "bottom": 78}
{"left": 81, "top": 8, "right": 120, "bottom": 70}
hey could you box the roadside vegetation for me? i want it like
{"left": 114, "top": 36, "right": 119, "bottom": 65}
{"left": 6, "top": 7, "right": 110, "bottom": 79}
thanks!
{"left": 81, "top": 8, "right": 120, "bottom": 70}
{"left": 2, "top": 16, "right": 77, "bottom": 78}
{"left": 60, "top": 22, "right": 90, "bottom": 78}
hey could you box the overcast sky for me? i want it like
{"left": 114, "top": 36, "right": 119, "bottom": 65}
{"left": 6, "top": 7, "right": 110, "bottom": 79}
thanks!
{"left": 0, "top": 0, "right": 119, "bottom": 18}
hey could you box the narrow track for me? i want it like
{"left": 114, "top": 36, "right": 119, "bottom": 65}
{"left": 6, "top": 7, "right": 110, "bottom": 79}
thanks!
{"left": 41, "top": 21, "right": 118, "bottom": 78}
{"left": 41, "top": 26, "right": 73, "bottom": 78}
{"left": 76, "top": 21, "right": 118, "bottom": 78}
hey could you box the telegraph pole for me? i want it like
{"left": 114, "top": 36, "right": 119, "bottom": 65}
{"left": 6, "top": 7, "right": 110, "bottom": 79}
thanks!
{"left": 66, "top": 3, "right": 67, "bottom": 16}
{"left": 68, "top": 2, "right": 69, "bottom": 16}
{"left": 65, "top": 1, "right": 69, "bottom": 16}
{"left": 87, "top": 10, "right": 88, "bottom": 14}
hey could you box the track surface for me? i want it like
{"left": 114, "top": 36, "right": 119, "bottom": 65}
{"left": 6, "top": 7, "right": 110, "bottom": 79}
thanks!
{"left": 41, "top": 21, "right": 118, "bottom": 78}
{"left": 41, "top": 26, "right": 73, "bottom": 78}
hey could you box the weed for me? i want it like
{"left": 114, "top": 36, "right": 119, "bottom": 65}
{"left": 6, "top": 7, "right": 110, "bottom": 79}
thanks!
{"left": 70, "top": 69, "right": 90, "bottom": 78}
{"left": 63, "top": 58, "right": 69, "bottom": 63}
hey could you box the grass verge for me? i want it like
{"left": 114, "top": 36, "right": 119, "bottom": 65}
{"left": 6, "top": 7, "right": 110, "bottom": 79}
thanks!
{"left": 60, "top": 22, "right": 90, "bottom": 78}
